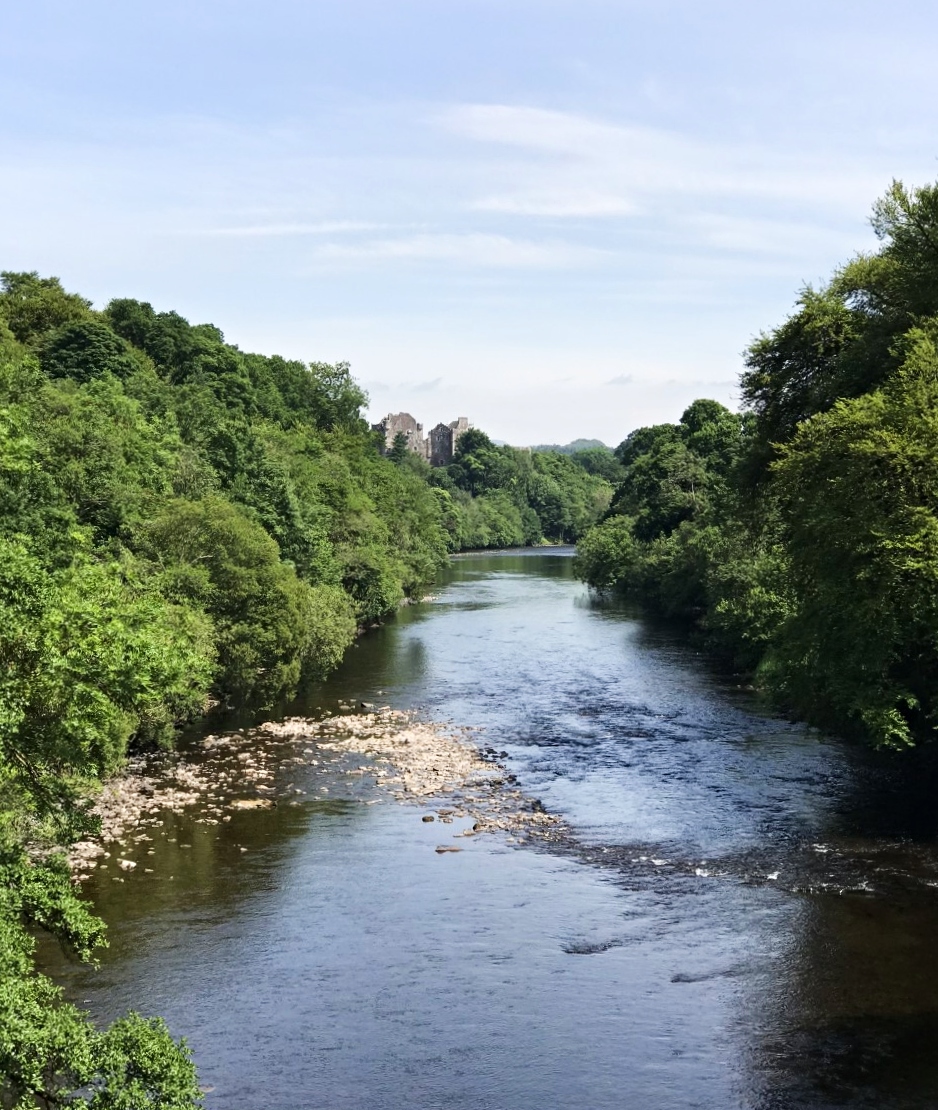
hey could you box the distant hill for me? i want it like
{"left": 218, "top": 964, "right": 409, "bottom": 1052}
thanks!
{"left": 529, "top": 438, "right": 609, "bottom": 455}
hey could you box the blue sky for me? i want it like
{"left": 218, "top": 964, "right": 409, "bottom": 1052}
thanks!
{"left": 3, "top": 0, "right": 938, "bottom": 444}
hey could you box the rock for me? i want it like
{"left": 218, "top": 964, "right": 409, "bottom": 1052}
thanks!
{"left": 435, "top": 845, "right": 462, "bottom": 854}
{"left": 422, "top": 814, "right": 435, "bottom": 822}
{"left": 117, "top": 859, "right": 136, "bottom": 871}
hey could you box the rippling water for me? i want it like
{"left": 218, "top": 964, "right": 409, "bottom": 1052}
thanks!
{"left": 49, "top": 550, "right": 938, "bottom": 1108}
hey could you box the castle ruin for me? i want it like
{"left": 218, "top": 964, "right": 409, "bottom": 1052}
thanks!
{"left": 372, "top": 413, "right": 470, "bottom": 467}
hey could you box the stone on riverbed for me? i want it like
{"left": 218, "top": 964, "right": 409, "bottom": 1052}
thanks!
{"left": 69, "top": 707, "right": 565, "bottom": 877}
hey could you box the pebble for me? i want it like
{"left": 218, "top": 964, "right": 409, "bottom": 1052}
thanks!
{"left": 69, "top": 708, "right": 566, "bottom": 878}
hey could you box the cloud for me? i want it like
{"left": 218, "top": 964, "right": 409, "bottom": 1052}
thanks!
{"left": 605, "top": 374, "right": 633, "bottom": 386}
{"left": 664, "top": 378, "right": 738, "bottom": 389}
{"left": 313, "top": 232, "right": 605, "bottom": 268}
{"left": 471, "top": 192, "right": 636, "bottom": 217}
{"left": 686, "top": 213, "right": 867, "bottom": 258}
{"left": 439, "top": 103, "right": 887, "bottom": 218}
{"left": 441, "top": 104, "right": 626, "bottom": 156}
{"left": 410, "top": 376, "right": 443, "bottom": 392}
{"left": 195, "top": 221, "right": 382, "bottom": 237}
{"left": 364, "top": 376, "right": 443, "bottom": 393}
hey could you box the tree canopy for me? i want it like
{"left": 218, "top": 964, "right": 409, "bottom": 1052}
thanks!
{"left": 576, "top": 176, "right": 938, "bottom": 751}
{"left": 0, "top": 273, "right": 454, "bottom": 1106}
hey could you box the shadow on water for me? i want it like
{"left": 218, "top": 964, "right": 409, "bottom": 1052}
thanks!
{"left": 829, "top": 742, "right": 938, "bottom": 841}
{"left": 746, "top": 895, "right": 938, "bottom": 1110}
{"left": 46, "top": 547, "right": 938, "bottom": 1109}
{"left": 292, "top": 549, "right": 938, "bottom": 1109}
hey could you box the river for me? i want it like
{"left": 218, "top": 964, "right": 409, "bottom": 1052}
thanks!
{"left": 50, "top": 549, "right": 938, "bottom": 1109}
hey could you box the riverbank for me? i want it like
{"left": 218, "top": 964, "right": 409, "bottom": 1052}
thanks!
{"left": 69, "top": 709, "right": 563, "bottom": 877}
{"left": 49, "top": 548, "right": 938, "bottom": 1110}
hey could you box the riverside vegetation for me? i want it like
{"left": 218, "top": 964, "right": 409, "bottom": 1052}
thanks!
{"left": 7, "top": 174, "right": 937, "bottom": 1105}
{"left": 575, "top": 178, "right": 938, "bottom": 752}
{"left": 388, "top": 427, "right": 614, "bottom": 549}
{"left": 0, "top": 272, "right": 611, "bottom": 1106}
{"left": 0, "top": 274, "right": 442, "bottom": 1106}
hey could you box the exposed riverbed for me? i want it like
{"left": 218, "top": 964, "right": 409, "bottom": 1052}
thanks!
{"left": 46, "top": 549, "right": 938, "bottom": 1109}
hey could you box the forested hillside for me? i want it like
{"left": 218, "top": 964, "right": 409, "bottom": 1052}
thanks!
{"left": 0, "top": 271, "right": 453, "bottom": 1105}
{"left": 576, "top": 179, "right": 938, "bottom": 750}
{"left": 0, "top": 270, "right": 616, "bottom": 1104}
{"left": 423, "top": 429, "right": 613, "bottom": 549}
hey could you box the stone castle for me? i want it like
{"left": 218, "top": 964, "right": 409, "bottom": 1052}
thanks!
{"left": 372, "top": 413, "right": 470, "bottom": 467}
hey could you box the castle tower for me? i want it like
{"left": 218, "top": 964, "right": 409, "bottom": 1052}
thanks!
{"left": 371, "top": 412, "right": 427, "bottom": 457}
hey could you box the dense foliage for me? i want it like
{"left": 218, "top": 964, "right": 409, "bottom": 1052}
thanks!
{"left": 417, "top": 428, "right": 613, "bottom": 549}
{"left": 0, "top": 271, "right": 453, "bottom": 1105}
{"left": 576, "top": 179, "right": 938, "bottom": 750}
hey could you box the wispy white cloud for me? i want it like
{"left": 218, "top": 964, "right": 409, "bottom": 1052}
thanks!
{"left": 442, "top": 104, "right": 627, "bottom": 156}
{"left": 364, "top": 376, "right": 444, "bottom": 395}
{"left": 197, "top": 221, "right": 383, "bottom": 237}
{"left": 411, "top": 376, "right": 443, "bottom": 392}
{"left": 472, "top": 192, "right": 636, "bottom": 217}
{"left": 313, "top": 232, "right": 605, "bottom": 268}
{"left": 439, "top": 103, "right": 888, "bottom": 219}
{"left": 685, "top": 213, "right": 868, "bottom": 257}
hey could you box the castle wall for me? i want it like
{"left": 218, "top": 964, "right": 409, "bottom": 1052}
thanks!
{"left": 373, "top": 413, "right": 470, "bottom": 466}
{"left": 428, "top": 423, "right": 454, "bottom": 467}
{"left": 372, "top": 412, "right": 427, "bottom": 457}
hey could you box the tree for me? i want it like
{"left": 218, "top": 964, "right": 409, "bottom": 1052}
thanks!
{"left": 0, "top": 272, "right": 456, "bottom": 1101}
{"left": 306, "top": 361, "right": 368, "bottom": 431}
{"left": 570, "top": 446, "right": 625, "bottom": 484}
{"left": 573, "top": 515, "right": 637, "bottom": 589}
{"left": 0, "top": 273, "right": 91, "bottom": 347}
{"left": 138, "top": 497, "right": 355, "bottom": 704}
{"left": 0, "top": 537, "right": 208, "bottom": 1108}
{"left": 41, "top": 320, "right": 139, "bottom": 383}
{"left": 388, "top": 431, "right": 410, "bottom": 463}
{"left": 740, "top": 287, "right": 864, "bottom": 476}
{"left": 767, "top": 327, "right": 938, "bottom": 746}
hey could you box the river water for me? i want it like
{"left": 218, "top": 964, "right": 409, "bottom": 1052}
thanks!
{"left": 52, "top": 550, "right": 938, "bottom": 1109}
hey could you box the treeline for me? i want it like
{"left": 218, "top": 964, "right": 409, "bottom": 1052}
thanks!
{"left": 389, "top": 428, "right": 615, "bottom": 549}
{"left": 576, "top": 179, "right": 938, "bottom": 751}
{"left": 0, "top": 272, "right": 451, "bottom": 1104}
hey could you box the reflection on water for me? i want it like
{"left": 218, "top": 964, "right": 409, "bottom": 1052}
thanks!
{"left": 46, "top": 548, "right": 938, "bottom": 1109}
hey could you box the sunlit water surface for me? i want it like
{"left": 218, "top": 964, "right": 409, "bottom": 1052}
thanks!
{"left": 49, "top": 550, "right": 938, "bottom": 1109}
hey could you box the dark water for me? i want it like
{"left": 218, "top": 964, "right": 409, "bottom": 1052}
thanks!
{"left": 51, "top": 550, "right": 938, "bottom": 1108}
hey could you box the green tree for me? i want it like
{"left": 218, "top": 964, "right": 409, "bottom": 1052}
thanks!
{"left": 138, "top": 497, "right": 355, "bottom": 704}
{"left": 388, "top": 431, "right": 410, "bottom": 463}
{"left": 573, "top": 515, "right": 637, "bottom": 589}
{"left": 766, "top": 327, "right": 938, "bottom": 746}
{"left": 0, "top": 272, "right": 456, "bottom": 1100}
{"left": 41, "top": 320, "right": 139, "bottom": 384}
{"left": 0, "top": 273, "right": 91, "bottom": 347}
{"left": 570, "top": 446, "right": 625, "bottom": 484}
{"left": 0, "top": 537, "right": 208, "bottom": 1108}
